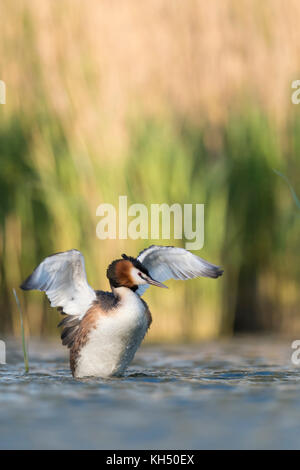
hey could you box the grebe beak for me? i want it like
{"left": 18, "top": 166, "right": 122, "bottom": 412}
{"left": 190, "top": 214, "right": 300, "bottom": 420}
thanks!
{"left": 143, "top": 274, "right": 168, "bottom": 288}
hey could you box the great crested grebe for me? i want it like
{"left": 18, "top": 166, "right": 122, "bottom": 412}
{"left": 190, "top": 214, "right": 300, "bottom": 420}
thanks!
{"left": 20, "top": 245, "right": 223, "bottom": 378}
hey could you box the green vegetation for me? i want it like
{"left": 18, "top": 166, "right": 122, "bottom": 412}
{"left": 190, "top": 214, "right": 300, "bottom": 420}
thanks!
{"left": 1, "top": 1, "right": 300, "bottom": 340}
{"left": 1, "top": 109, "right": 300, "bottom": 340}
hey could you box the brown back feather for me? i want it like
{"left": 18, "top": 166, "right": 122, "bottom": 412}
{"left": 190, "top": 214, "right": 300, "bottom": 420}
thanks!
{"left": 58, "top": 314, "right": 81, "bottom": 349}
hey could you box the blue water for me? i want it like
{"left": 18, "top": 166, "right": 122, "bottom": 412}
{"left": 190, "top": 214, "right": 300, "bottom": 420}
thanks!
{"left": 1, "top": 337, "right": 300, "bottom": 449}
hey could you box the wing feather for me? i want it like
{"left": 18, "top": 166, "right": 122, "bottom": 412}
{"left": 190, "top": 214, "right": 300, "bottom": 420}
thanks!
{"left": 136, "top": 245, "right": 223, "bottom": 296}
{"left": 20, "top": 249, "right": 96, "bottom": 317}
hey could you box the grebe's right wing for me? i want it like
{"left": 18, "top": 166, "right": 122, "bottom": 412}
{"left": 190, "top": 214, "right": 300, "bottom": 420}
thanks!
{"left": 20, "top": 249, "right": 96, "bottom": 318}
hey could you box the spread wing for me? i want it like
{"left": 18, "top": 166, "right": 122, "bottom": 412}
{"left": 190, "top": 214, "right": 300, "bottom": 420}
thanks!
{"left": 136, "top": 245, "right": 223, "bottom": 296}
{"left": 20, "top": 249, "right": 96, "bottom": 318}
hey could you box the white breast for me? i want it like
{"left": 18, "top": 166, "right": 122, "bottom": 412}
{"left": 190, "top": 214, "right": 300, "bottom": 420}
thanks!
{"left": 74, "top": 287, "right": 149, "bottom": 378}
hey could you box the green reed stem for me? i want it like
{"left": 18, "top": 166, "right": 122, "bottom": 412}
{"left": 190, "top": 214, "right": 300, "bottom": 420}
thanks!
{"left": 13, "top": 288, "right": 29, "bottom": 373}
{"left": 273, "top": 169, "right": 300, "bottom": 211}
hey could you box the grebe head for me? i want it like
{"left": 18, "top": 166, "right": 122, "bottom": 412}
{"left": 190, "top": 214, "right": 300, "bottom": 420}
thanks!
{"left": 106, "top": 254, "right": 167, "bottom": 291}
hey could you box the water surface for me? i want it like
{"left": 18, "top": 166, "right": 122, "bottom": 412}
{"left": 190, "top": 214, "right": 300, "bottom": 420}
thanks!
{"left": 1, "top": 337, "right": 300, "bottom": 449}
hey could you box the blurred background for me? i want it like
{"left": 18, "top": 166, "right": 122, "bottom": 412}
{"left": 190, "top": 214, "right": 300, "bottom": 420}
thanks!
{"left": 1, "top": 0, "right": 300, "bottom": 342}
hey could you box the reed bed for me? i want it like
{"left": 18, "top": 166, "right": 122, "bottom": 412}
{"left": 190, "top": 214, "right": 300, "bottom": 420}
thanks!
{"left": 1, "top": 0, "right": 300, "bottom": 340}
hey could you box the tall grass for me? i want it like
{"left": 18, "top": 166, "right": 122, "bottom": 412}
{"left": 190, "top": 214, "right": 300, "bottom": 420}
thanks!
{"left": 1, "top": 108, "right": 299, "bottom": 340}
{"left": 1, "top": 1, "right": 300, "bottom": 340}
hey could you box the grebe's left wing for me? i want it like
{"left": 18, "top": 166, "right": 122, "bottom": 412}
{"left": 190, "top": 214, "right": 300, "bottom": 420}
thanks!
{"left": 20, "top": 249, "right": 96, "bottom": 318}
{"left": 136, "top": 245, "right": 223, "bottom": 296}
